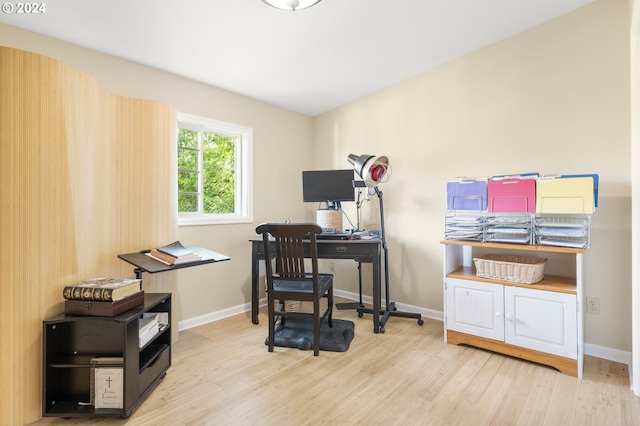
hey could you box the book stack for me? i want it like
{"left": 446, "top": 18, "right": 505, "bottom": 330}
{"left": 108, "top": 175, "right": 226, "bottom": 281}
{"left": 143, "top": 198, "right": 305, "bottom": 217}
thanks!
{"left": 63, "top": 278, "right": 144, "bottom": 317}
{"left": 147, "top": 240, "right": 203, "bottom": 265}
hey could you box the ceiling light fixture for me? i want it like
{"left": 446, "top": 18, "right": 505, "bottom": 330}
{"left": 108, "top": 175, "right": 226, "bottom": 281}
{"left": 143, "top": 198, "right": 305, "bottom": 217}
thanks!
{"left": 261, "top": 0, "right": 322, "bottom": 12}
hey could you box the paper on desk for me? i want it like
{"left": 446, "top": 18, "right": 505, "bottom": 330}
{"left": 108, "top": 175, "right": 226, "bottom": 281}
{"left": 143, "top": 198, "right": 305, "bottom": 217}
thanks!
{"left": 446, "top": 231, "right": 483, "bottom": 240}
{"left": 537, "top": 227, "right": 588, "bottom": 237}
{"left": 487, "top": 217, "right": 530, "bottom": 225}
{"left": 486, "top": 226, "right": 530, "bottom": 234}
{"left": 535, "top": 218, "right": 589, "bottom": 228}
{"left": 446, "top": 225, "right": 484, "bottom": 231}
{"left": 486, "top": 235, "right": 530, "bottom": 244}
{"left": 537, "top": 236, "right": 587, "bottom": 248}
{"left": 446, "top": 215, "right": 484, "bottom": 223}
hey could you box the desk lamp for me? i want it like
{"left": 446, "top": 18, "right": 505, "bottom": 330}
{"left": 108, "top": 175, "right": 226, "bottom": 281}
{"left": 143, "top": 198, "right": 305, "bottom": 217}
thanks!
{"left": 347, "top": 154, "right": 389, "bottom": 188}
{"left": 342, "top": 153, "right": 423, "bottom": 332}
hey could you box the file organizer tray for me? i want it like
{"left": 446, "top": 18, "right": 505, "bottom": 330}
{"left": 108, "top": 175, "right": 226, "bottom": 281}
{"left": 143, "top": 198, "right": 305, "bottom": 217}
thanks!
{"left": 535, "top": 215, "right": 591, "bottom": 248}
{"left": 444, "top": 213, "right": 485, "bottom": 241}
{"left": 536, "top": 235, "right": 589, "bottom": 249}
{"left": 536, "top": 175, "right": 597, "bottom": 214}
{"left": 485, "top": 214, "right": 533, "bottom": 245}
{"left": 447, "top": 179, "right": 487, "bottom": 211}
{"left": 488, "top": 178, "right": 536, "bottom": 213}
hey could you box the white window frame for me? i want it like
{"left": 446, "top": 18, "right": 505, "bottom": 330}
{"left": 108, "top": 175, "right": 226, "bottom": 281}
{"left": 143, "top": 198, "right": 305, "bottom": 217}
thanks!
{"left": 177, "top": 113, "right": 253, "bottom": 226}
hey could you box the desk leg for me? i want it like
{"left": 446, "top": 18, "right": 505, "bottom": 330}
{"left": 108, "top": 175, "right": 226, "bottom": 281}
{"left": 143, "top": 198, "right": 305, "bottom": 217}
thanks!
{"left": 251, "top": 243, "right": 260, "bottom": 324}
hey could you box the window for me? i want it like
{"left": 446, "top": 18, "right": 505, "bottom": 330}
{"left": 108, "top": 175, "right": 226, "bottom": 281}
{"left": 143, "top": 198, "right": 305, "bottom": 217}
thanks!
{"left": 177, "top": 113, "right": 252, "bottom": 226}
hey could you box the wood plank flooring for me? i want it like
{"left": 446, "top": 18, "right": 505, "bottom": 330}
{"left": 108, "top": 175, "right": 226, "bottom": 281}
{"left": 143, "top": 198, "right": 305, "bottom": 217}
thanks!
{"left": 30, "top": 300, "right": 640, "bottom": 425}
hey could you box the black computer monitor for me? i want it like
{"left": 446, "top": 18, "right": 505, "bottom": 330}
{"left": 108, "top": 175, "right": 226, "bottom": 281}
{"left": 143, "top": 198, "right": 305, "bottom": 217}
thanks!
{"left": 302, "top": 169, "right": 356, "bottom": 208}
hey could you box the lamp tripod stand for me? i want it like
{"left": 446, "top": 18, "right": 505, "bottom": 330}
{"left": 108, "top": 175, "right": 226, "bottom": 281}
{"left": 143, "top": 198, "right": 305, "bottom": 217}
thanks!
{"left": 335, "top": 153, "right": 423, "bottom": 332}
{"left": 353, "top": 187, "right": 423, "bottom": 332}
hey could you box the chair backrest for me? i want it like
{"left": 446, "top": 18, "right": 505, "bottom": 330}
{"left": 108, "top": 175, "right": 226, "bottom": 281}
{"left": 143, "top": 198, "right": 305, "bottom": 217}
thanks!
{"left": 255, "top": 223, "right": 322, "bottom": 286}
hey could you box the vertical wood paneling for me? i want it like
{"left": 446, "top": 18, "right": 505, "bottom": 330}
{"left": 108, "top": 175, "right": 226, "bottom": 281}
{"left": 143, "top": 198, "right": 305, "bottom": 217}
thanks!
{"left": 0, "top": 47, "right": 177, "bottom": 424}
{"left": 104, "top": 95, "right": 178, "bottom": 341}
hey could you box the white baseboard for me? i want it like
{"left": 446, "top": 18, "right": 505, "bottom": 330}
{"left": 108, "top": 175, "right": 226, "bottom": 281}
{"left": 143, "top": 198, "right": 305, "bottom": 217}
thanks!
{"left": 333, "top": 289, "right": 444, "bottom": 322}
{"left": 582, "top": 343, "right": 632, "bottom": 388}
{"left": 178, "top": 302, "right": 252, "bottom": 331}
{"left": 178, "top": 293, "right": 630, "bottom": 369}
{"left": 584, "top": 342, "right": 631, "bottom": 366}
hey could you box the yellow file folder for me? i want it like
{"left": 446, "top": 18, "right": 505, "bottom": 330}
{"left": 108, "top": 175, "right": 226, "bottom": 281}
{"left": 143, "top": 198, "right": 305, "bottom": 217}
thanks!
{"left": 536, "top": 176, "right": 596, "bottom": 214}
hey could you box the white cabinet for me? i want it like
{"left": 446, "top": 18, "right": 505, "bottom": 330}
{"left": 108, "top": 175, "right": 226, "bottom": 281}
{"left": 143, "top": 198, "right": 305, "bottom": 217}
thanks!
{"left": 505, "top": 285, "right": 577, "bottom": 358}
{"left": 446, "top": 278, "right": 504, "bottom": 341}
{"left": 446, "top": 278, "right": 577, "bottom": 358}
{"left": 442, "top": 241, "right": 585, "bottom": 378}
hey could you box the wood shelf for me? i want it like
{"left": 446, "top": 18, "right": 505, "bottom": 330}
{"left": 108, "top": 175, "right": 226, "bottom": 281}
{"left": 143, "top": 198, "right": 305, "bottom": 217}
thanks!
{"left": 446, "top": 266, "right": 577, "bottom": 294}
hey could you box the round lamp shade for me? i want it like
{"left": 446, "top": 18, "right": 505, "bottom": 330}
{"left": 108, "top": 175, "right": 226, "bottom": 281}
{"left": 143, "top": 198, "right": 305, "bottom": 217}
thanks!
{"left": 262, "top": 0, "right": 322, "bottom": 11}
{"left": 347, "top": 154, "right": 389, "bottom": 188}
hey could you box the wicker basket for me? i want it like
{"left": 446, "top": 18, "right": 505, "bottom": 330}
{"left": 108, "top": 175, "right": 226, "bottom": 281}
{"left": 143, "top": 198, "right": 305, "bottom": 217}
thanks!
{"left": 473, "top": 254, "right": 547, "bottom": 284}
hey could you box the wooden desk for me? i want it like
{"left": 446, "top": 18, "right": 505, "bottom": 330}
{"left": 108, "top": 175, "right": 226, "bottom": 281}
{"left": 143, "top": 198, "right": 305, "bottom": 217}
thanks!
{"left": 250, "top": 237, "right": 384, "bottom": 333}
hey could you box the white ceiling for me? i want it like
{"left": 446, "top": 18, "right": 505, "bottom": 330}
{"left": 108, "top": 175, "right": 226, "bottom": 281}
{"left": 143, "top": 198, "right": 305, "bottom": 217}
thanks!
{"left": 0, "top": 0, "right": 594, "bottom": 116}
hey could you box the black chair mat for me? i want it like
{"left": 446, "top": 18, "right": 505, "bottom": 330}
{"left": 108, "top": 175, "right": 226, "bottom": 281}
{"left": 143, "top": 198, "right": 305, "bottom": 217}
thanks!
{"left": 265, "top": 318, "right": 355, "bottom": 352}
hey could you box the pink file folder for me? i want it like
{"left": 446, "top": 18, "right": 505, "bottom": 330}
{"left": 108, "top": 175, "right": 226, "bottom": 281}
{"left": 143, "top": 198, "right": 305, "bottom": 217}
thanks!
{"left": 488, "top": 178, "right": 536, "bottom": 213}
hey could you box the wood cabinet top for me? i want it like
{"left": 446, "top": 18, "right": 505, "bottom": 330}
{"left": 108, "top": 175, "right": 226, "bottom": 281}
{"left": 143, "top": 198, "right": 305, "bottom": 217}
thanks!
{"left": 440, "top": 240, "right": 585, "bottom": 254}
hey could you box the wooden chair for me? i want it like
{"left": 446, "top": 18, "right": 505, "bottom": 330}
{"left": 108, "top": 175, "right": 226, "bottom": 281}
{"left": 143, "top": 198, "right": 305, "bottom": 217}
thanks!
{"left": 256, "top": 222, "right": 334, "bottom": 356}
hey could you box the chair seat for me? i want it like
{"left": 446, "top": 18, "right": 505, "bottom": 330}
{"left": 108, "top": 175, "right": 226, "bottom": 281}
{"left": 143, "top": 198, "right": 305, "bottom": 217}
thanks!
{"left": 272, "top": 273, "right": 333, "bottom": 295}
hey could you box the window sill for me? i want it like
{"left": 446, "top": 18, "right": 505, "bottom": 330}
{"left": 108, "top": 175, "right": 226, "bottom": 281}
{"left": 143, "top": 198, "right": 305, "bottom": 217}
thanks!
{"left": 178, "top": 215, "right": 252, "bottom": 227}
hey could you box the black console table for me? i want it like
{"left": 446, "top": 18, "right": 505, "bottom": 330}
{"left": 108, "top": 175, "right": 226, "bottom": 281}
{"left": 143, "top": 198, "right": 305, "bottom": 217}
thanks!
{"left": 43, "top": 293, "right": 172, "bottom": 419}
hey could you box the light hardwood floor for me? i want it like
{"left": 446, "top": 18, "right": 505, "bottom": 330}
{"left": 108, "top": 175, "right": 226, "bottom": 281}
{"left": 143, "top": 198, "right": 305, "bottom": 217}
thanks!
{"left": 31, "top": 300, "right": 640, "bottom": 426}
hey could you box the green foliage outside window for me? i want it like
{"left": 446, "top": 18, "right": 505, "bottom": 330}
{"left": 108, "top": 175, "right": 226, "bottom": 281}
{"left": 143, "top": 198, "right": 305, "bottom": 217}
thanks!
{"left": 178, "top": 128, "right": 236, "bottom": 214}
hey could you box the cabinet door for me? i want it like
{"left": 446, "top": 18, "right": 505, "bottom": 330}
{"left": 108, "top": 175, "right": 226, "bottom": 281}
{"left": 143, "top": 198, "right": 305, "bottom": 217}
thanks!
{"left": 446, "top": 278, "right": 504, "bottom": 341}
{"left": 504, "top": 286, "right": 577, "bottom": 359}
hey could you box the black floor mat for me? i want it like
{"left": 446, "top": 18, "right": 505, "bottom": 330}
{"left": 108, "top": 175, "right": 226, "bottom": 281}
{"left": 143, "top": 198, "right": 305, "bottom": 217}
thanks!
{"left": 265, "top": 318, "right": 355, "bottom": 352}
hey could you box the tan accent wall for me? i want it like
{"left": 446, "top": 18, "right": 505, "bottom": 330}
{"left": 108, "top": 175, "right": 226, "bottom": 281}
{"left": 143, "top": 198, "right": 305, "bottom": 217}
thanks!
{"left": 0, "top": 47, "right": 177, "bottom": 424}
{"left": 314, "top": 0, "right": 631, "bottom": 351}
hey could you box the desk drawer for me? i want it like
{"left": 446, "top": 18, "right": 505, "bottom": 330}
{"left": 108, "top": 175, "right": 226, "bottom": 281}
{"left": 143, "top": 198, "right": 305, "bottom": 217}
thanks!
{"left": 255, "top": 239, "right": 380, "bottom": 263}
{"left": 316, "top": 242, "right": 379, "bottom": 261}
{"left": 138, "top": 344, "right": 170, "bottom": 396}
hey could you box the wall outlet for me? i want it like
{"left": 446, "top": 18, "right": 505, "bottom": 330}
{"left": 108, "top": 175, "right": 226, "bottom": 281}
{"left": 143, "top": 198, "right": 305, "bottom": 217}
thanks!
{"left": 586, "top": 296, "right": 600, "bottom": 315}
